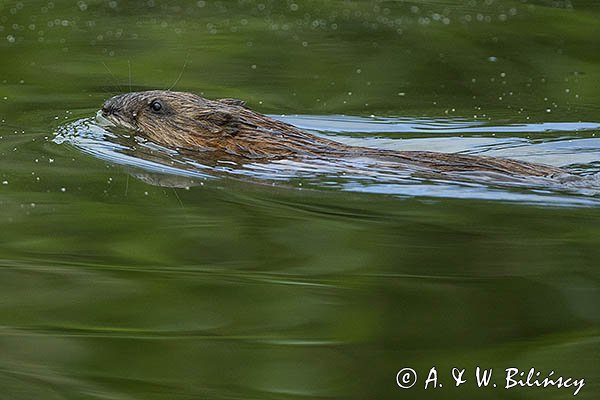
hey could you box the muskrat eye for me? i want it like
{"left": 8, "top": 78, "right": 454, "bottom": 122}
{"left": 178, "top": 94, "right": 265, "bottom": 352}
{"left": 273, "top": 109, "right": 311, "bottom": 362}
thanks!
{"left": 150, "top": 100, "right": 163, "bottom": 113}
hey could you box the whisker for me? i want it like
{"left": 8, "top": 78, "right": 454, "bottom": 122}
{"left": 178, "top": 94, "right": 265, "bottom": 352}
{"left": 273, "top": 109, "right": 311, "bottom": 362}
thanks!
{"left": 128, "top": 60, "right": 132, "bottom": 92}
{"left": 102, "top": 61, "right": 123, "bottom": 93}
{"left": 172, "top": 188, "right": 184, "bottom": 208}
{"left": 168, "top": 51, "right": 190, "bottom": 91}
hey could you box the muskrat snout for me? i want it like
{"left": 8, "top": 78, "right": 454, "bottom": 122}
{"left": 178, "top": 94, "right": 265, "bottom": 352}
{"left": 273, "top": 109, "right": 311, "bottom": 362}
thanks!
{"left": 101, "top": 96, "right": 120, "bottom": 117}
{"left": 98, "top": 93, "right": 141, "bottom": 131}
{"left": 100, "top": 104, "right": 111, "bottom": 118}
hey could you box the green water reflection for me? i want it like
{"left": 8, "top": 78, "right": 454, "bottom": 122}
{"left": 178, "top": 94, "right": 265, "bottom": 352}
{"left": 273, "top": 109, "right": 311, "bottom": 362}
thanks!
{"left": 1, "top": 0, "right": 599, "bottom": 399}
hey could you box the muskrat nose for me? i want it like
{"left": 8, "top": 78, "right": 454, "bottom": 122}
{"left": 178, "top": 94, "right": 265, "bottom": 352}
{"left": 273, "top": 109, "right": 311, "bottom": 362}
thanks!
{"left": 101, "top": 100, "right": 114, "bottom": 116}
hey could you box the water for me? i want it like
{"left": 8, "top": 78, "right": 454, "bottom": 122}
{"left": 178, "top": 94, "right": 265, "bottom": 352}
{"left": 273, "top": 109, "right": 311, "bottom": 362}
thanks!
{"left": 1, "top": 1, "right": 599, "bottom": 399}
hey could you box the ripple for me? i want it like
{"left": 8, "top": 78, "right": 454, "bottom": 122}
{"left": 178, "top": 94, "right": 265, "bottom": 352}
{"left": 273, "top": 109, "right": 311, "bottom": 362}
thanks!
{"left": 279, "top": 115, "right": 600, "bottom": 134}
{"left": 54, "top": 115, "right": 600, "bottom": 206}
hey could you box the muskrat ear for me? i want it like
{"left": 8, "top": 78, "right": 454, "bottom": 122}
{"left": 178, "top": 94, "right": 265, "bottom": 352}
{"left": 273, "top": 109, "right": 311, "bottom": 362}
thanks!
{"left": 217, "top": 98, "right": 247, "bottom": 108}
{"left": 195, "top": 109, "right": 239, "bottom": 136}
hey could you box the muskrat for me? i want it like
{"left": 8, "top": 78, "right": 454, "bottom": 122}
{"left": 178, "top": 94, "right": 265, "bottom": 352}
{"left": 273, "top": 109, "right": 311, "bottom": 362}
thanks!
{"left": 99, "top": 90, "right": 565, "bottom": 178}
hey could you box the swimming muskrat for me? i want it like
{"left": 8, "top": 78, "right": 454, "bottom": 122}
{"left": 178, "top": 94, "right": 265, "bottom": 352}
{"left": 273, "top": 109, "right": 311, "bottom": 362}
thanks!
{"left": 99, "top": 90, "right": 565, "bottom": 178}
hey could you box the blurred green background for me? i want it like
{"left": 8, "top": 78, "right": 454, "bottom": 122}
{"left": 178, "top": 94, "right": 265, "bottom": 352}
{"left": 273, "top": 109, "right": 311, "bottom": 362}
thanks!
{"left": 1, "top": 0, "right": 599, "bottom": 399}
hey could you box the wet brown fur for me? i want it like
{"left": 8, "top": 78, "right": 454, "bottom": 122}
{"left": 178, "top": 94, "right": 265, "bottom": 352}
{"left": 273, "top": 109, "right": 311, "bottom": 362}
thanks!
{"left": 101, "top": 90, "right": 564, "bottom": 177}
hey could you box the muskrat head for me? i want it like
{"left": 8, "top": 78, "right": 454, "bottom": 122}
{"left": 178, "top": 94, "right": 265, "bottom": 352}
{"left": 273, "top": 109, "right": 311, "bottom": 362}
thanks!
{"left": 99, "top": 89, "right": 337, "bottom": 160}
{"left": 100, "top": 90, "right": 206, "bottom": 132}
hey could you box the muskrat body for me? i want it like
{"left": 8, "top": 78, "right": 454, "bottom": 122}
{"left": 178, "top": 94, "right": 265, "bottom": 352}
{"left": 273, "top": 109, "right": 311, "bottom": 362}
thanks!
{"left": 100, "top": 90, "right": 564, "bottom": 178}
